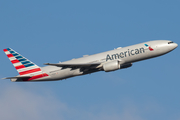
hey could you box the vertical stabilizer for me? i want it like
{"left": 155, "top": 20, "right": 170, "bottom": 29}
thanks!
{"left": 3, "top": 48, "right": 48, "bottom": 81}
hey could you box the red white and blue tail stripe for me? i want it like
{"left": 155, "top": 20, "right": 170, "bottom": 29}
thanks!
{"left": 3, "top": 48, "right": 48, "bottom": 81}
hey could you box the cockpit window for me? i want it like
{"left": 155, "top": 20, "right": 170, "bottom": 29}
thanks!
{"left": 168, "top": 41, "right": 174, "bottom": 44}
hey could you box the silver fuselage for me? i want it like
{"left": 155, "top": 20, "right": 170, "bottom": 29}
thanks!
{"left": 27, "top": 40, "right": 178, "bottom": 81}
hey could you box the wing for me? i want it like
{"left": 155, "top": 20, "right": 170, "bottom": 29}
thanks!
{"left": 44, "top": 62, "right": 102, "bottom": 69}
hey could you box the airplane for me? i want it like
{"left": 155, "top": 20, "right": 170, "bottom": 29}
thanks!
{"left": 2, "top": 40, "right": 178, "bottom": 82}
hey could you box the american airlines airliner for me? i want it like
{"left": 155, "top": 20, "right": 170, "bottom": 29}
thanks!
{"left": 3, "top": 40, "right": 178, "bottom": 82}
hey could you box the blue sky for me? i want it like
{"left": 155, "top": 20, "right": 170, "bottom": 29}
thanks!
{"left": 0, "top": 0, "right": 180, "bottom": 120}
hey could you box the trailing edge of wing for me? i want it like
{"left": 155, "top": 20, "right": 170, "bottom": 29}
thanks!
{"left": 2, "top": 76, "right": 32, "bottom": 79}
{"left": 44, "top": 62, "right": 102, "bottom": 68}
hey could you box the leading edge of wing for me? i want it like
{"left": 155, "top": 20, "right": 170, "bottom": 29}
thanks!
{"left": 44, "top": 62, "right": 102, "bottom": 68}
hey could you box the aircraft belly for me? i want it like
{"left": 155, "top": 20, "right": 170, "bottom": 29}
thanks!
{"left": 48, "top": 68, "right": 83, "bottom": 80}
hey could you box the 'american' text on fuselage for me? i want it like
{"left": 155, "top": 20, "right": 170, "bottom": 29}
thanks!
{"left": 106, "top": 47, "right": 145, "bottom": 61}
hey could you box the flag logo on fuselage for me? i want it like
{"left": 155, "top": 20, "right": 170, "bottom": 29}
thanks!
{"left": 144, "top": 44, "right": 154, "bottom": 51}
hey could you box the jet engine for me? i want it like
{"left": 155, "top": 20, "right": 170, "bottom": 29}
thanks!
{"left": 103, "top": 60, "right": 120, "bottom": 72}
{"left": 103, "top": 60, "right": 132, "bottom": 72}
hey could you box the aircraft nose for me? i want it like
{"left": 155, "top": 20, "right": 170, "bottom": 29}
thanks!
{"left": 174, "top": 43, "right": 178, "bottom": 48}
{"left": 169, "top": 42, "right": 178, "bottom": 51}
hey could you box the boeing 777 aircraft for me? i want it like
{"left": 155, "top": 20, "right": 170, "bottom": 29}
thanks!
{"left": 3, "top": 40, "right": 178, "bottom": 82}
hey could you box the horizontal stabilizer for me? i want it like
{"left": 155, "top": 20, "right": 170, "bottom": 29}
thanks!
{"left": 2, "top": 76, "right": 32, "bottom": 79}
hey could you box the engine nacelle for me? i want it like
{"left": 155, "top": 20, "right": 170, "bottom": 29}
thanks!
{"left": 103, "top": 61, "right": 132, "bottom": 72}
{"left": 103, "top": 60, "right": 120, "bottom": 72}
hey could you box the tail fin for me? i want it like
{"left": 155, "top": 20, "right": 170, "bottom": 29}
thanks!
{"left": 3, "top": 48, "right": 43, "bottom": 76}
